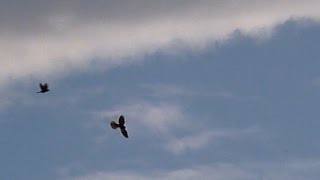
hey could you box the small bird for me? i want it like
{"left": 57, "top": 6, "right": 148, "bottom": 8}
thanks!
{"left": 110, "top": 115, "right": 128, "bottom": 138}
{"left": 37, "top": 83, "right": 50, "bottom": 93}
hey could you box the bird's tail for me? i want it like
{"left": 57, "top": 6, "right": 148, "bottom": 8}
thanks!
{"left": 110, "top": 121, "right": 119, "bottom": 129}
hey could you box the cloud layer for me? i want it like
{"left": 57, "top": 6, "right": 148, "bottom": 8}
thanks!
{"left": 1, "top": 0, "right": 320, "bottom": 86}
{"left": 64, "top": 159, "right": 320, "bottom": 180}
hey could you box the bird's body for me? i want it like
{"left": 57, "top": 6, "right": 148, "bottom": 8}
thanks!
{"left": 37, "top": 83, "right": 50, "bottom": 93}
{"left": 110, "top": 115, "right": 128, "bottom": 138}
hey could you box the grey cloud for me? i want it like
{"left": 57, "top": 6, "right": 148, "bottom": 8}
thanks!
{"left": 0, "top": 0, "right": 320, "bottom": 88}
{"left": 0, "top": 0, "right": 205, "bottom": 33}
{"left": 1, "top": 0, "right": 319, "bottom": 34}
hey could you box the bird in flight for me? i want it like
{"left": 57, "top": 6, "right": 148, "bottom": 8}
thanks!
{"left": 110, "top": 115, "right": 128, "bottom": 138}
{"left": 37, "top": 83, "right": 50, "bottom": 93}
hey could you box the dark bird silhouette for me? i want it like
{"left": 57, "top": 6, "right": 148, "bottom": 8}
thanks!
{"left": 110, "top": 115, "right": 128, "bottom": 138}
{"left": 37, "top": 83, "right": 50, "bottom": 93}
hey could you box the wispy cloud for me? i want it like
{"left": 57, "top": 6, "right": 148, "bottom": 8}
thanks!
{"left": 92, "top": 99, "right": 259, "bottom": 151}
{"left": 95, "top": 102, "right": 186, "bottom": 135}
{"left": 140, "top": 83, "right": 199, "bottom": 97}
{"left": 165, "top": 127, "right": 259, "bottom": 154}
{"left": 140, "top": 83, "right": 234, "bottom": 99}
{"left": 63, "top": 159, "right": 320, "bottom": 180}
{"left": 0, "top": 82, "right": 106, "bottom": 113}
{"left": 0, "top": 85, "right": 36, "bottom": 113}
{"left": 311, "top": 77, "right": 320, "bottom": 87}
{"left": 0, "top": 1, "right": 319, "bottom": 87}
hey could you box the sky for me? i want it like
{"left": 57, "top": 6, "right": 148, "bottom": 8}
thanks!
{"left": 1, "top": 1, "right": 320, "bottom": 179}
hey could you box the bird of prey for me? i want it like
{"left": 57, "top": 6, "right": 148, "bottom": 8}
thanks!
{"left": 37, "top": 83, "right": 50, "bottom": 93}
{"left": 110, "top": 115, "right": 128, "bottom": 138}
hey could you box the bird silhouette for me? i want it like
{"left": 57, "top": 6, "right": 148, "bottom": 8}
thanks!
{"left": 37, "top": 83, "right": 50, "bottom": 93}
{"left": 110, "top": 115, "right": 128, "bottom": 138}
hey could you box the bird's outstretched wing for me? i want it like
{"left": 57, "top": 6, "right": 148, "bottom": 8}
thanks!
{"left": 110, "top": 121, "right": 119, "bottom": 129}
{"left": 118, "top": 115, "right": 125, "bottom": 125}
{"left": 39, "top": 83, "right": 44, "bottom": 90}
{"left": 121, "top": 128, "right": 128, "bottom": 138}
{"left": 44, "top": 83, "right": 48, "bottom": 90}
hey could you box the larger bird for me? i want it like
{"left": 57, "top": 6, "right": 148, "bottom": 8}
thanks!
{"left": 37, "top": 83, "right": 50, "bottom": 93}
{"left": 110, "top": 115, "right": 128, "bottom": 138}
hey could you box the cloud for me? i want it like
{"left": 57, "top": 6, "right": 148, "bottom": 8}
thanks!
{"left": 311, "top": 77, "right": 320, "bottom": 87}
{"left": 95, "top": 102, "right": 185, "bottom": 135}
{"left": 1, "top": 0, "right": 320, "bottom": 87}
{"left": 0, "top": 85, "right": 36, "bottom": 113}
{"left": 140, "top": 83, "right": 234, "bottom": 99}
{"left": 140, "top": 83, "right": 199, "bottom": 97}
{"left": 92, "top": 100, "right": 259, "bottom": 153}
{"left": 62, "top": 159, "right": 320, "bottom": 180}
{"left": 165, "top": 127, "right": 259, "bottom": 154}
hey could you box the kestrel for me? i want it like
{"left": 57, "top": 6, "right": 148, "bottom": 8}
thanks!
{"left": 37, "top": 83, "right": 50, "bottom": 93}
{"left": 110, "top": 115, "right": 128, "bottom": 138}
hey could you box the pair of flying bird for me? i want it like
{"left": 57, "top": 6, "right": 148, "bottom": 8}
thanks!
{"left": 37, "top": 83, "right": 129, "bottom": 138}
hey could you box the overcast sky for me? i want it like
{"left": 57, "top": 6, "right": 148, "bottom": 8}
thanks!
{"left": 1, "top": 1, "right": 320, "bottom": 180}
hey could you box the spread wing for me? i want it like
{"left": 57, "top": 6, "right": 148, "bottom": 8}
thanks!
{"left": 44, "top": 83, "right": 48, "bottom": 90}
{"left": 110, "top": 121, "right": 119, "bottom": 129}
{"left": 118, "top": 115, "right": 125, "bottom": 125}
{"left": 121, "top": 128, "right": 128, "bottom": 138}
{"left": 39, "top": 83, "right": 44, "bottom": 90}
